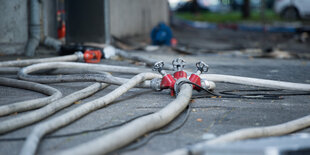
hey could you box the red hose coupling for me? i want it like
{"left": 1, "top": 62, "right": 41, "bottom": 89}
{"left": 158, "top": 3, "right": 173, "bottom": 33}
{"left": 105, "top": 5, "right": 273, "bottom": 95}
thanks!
{"left": 189, "top": 74, "right": 202, "bottom": 91}
{"left": 160, "top": 74, "right": 176, "bottom": 96}
{"left": 173, "top": 71, "right": 187, "bottom": 80}
{"left": 83, "top": 49, "right": 102, "bottom": 63}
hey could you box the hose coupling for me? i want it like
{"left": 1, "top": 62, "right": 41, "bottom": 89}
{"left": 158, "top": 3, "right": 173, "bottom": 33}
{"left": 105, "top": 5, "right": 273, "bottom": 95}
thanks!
{"left": 172, "top": 58, "right": 187, "bottom": 79}
{"left": 172, "top": 58, "right": 185, "bottom": 71}
{"left": 75, "top": 51, "right": 84, "bottom": 62}
{"left": 195, "top": 61, "right": 209, "bottom": 75}
{"left": 153, "top": 61, "right": 167, "bottom": 76}
{"left": 103, "top": 46, "right": 116, "bottom": 59}
{"left": 83, "top": 49, "right": 102, "bottom": 63}
{"left": 150, "top": 78, "right": 162, "bottom": 91}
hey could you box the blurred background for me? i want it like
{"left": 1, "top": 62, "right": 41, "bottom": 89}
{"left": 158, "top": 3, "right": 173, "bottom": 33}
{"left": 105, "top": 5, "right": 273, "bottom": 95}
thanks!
{"left": 170, "top": 0, "right": 310, "bottom": 22}
{"left": 0, "top": 0, "right": 309, "bottom": 58}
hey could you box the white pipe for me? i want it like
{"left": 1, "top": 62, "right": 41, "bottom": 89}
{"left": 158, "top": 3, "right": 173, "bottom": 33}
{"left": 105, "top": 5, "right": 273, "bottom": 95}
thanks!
{"left": 201, "top": 74, "right": 310, "bottom": 91}
{"left": 0, "top": 54, "right": 81, "bottom": 67}
{"left": 57, "top": 84, "right": 193, "bottom": 155}
{"left": 167, "top": 114, "right": 310, "bottom": 155}
{"left": 166, "top": 74, "right": 310, "bottom": 155}
{"left": 20, "top": 72, "right": 160, "bottom": 155}
{"left": 0, "top": 67, "right": 20, "bottom": 74}
{"left": 0, "top": 77, "right": 62, "bottom": 116}
{"left": 205, "top": 114, "right": 310, "bottom": 145}
{"left": 17, "top": 62, "right": 155, "bottom": 88}
{"left": 0, "top": 83, "right": 108, "bottom": 134}
{"left": 19, "top": 62, "right": 152, "bottom": 75}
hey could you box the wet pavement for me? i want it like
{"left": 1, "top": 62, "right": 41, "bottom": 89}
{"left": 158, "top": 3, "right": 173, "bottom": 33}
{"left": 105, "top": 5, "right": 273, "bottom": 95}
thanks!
{"left": 0, "top": 48, "right": 310, "bottom": 154}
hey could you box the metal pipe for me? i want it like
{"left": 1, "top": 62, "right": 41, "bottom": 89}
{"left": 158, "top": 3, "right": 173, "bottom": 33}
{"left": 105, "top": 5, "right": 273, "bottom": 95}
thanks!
{"left": 25, "top": 0, "right": 41, "bottom": 56}
{"left": 104, "top": 0, "right": 111, "bottom": 45}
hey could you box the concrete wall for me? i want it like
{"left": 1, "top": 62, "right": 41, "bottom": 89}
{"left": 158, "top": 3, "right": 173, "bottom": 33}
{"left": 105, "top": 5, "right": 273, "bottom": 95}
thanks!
{"left": 0, "top": 0, "right": 28, "bottom": 55}
{"left": 110, "top": 0, "right": 169, "bottom": 37}
{"left": 0, "top": 0, "right": 168, "bottom": 55}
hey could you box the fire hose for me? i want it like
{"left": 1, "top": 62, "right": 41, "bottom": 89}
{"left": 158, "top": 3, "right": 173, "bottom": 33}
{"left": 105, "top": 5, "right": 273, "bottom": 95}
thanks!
{"left": 0, "top": 77, "right": 62, "bottom": 116}
{"left": 20, "top": 72, "right": 160, "bottom": 155}
{"left": 0, "top": 57, "right": 309, "bottom": 155}
{"left": 0, "top": 83, "right": 108, "bottom": 134}
{"left": 19, "top": 58, "right": 310, "bottom": 155}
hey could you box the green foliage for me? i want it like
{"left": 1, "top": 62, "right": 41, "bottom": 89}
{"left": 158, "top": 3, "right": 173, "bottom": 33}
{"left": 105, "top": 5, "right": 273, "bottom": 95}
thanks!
{"left": 175, "top": 10, "right": 281, "bottom": 23}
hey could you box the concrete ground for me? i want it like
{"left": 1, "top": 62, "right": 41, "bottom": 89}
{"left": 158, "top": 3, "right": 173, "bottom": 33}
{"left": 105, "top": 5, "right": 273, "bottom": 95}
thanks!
{"left": 0, "top": 28, "right": 310, "bottom": 154}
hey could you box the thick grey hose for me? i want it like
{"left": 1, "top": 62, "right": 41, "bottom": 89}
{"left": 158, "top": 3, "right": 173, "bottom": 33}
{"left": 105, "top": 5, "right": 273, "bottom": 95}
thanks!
{"left": 58, "top": 84, "right": 192, "bottom": 155}
{"left": 0, "top": 77, "right": 62, "bottom": 116}
{"left": 0, "top": 83, "right": 108, "bottom": 134}
{"left": 0, "top": 67, "right": 20, "bottom": 74}
{"left": 201, "top": 74, "right": 310, "bottom": 91}
{"left": 18, "top": 62, "right": 156, "bottom": 88}
{"left": 168, "top": 114, "right": 310, "bottom": 155}
{"left": 0, "top": 54, "right": 80, "bottom": 67}
{"left": 20, "top": 72, "right": 160, "bottom": 155}
{"left": 19, "top": 62, "right": 150, "bottom": 75}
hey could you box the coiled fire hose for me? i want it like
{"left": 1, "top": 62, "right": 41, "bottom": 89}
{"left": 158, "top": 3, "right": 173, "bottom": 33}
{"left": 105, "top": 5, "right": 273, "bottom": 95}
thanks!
{"left": 0, "top": 83, "right": 108, "bottom": 134}
{"left": 0, "top": 77, "right": 62, "bottom": 116}
{"left": 20, "top": 72, "right": 161, "bottom": 155}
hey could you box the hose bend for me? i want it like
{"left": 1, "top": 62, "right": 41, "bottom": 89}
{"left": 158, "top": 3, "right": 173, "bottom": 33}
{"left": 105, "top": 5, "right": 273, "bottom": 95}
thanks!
{"left": 18, "top": 62, "right": 159, "bottom": 88}
{"left": 57, "top": 84, "right": 193, "bottom": 155}
{"left": 20, "top": 72, "right": 160, "bottom": 155}
{"left": 0, "top": 83, "right": 108, "bottom": 134}
{"left": 0, "top": 77, "right": 62, "bottom": 116}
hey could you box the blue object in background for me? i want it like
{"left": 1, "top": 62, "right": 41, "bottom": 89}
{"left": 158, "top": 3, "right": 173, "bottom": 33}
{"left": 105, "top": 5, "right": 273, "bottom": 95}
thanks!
{"left": 151, "top": 22, "right": 173, "bottom": 46}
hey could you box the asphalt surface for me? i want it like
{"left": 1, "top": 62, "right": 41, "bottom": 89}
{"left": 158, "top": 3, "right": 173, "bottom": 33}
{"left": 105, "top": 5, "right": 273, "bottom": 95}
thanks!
{"left": 0, "top": 48, "right": 309, "bottom": 155}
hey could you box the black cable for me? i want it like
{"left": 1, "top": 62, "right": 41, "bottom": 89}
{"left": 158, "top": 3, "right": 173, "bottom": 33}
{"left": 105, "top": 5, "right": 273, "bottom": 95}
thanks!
{"left": 220, "top": 89, "right": 310, "bottom": 97}
{"left": 0, "top": 112, "right": 153, "bottom": 142}
{"left": 175, "top": 80, "right": 282, "bottom": 100}
{"left": 118, "top": 103, "right": 192, "bottom": 152}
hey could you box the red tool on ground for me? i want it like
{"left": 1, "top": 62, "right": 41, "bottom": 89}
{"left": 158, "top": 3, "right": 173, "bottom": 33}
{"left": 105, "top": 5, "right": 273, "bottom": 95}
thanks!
{"left": 83, "top": 49, "right": 102, "bottom": 63}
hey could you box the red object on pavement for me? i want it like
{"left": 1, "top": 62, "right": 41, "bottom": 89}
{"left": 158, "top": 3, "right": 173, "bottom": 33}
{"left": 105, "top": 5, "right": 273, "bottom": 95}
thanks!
{"left": 171, "top": 38, "right": 178, "bottom": 47}
{"left": 189, "top": 74, "right": 202, "bottom": 91}
{"left": 83, "top": 49, "right": 102, "bottom": 63}
{"left": 173, "top": 71, "right": 187, "bottom": 80}
{"left": 160, "top": 74, "right": 176, "bottom": 96}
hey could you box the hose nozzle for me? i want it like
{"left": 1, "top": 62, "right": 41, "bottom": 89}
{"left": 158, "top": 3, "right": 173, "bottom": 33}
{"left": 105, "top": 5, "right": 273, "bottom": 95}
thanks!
{"left": 172, "top": 58, "right": 185, "bottom": 71}
{"left": 196, "top": 61, "right": 209, "bottom": 75}
{"left": 153, "top": 61, "right": 166, "bottom": 76}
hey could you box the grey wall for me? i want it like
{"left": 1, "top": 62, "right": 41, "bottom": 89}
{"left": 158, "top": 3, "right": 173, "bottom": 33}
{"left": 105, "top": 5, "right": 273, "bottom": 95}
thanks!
{"left": 110, "top": 0, "right": 169, "bottom": 38}
{"left": 0, "top": 0, "right": 169, "bottom": 55}
{"left": 0, "top": 0, "right": 28, "bottom": 55}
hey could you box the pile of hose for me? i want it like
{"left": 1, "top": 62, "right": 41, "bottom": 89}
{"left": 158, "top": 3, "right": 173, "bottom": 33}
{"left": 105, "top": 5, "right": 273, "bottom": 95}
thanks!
{"left": 0, "top": 77, "right": 62, "bottom": 116}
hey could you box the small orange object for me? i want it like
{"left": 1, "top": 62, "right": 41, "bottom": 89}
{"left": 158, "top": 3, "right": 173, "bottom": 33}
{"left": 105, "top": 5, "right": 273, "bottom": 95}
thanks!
{"left": 58, "top": 22, "right": 66, "bottom": 39}
{"left": 196, "top": 118, "right": 203, "bottom": 122}
{"left": 83, "top": 49, "right": 102, "bottom": 63}
{"left": 170, "top": 38, "right": 178, "bottom": 47}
